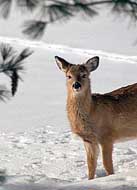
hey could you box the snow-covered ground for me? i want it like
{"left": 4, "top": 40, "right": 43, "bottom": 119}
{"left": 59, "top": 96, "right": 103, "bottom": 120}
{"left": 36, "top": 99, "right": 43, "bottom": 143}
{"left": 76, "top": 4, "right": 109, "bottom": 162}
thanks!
{"left": 0, "top": 127, "right": 137, "bottom": 190}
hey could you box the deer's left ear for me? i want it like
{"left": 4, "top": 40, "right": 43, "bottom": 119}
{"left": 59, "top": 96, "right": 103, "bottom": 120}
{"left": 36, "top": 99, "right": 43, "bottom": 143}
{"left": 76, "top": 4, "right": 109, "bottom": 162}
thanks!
{"left": 84, "top": 56, "right": 99, "bottom": 72}
{"left": 55, "top": 56, "right": 72, "bottom": 73}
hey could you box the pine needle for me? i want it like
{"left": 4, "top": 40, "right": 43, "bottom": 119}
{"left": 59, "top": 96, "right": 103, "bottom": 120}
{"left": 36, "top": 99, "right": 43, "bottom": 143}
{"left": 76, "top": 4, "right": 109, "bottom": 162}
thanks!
{"left": 0, "top": 43, "right": 33, "bottom": 96}
{"left": 0, "top": 0, "right": 12, "bottom": 19}
{"left": 23, "top": 20, "right": 47, "bottom": 39}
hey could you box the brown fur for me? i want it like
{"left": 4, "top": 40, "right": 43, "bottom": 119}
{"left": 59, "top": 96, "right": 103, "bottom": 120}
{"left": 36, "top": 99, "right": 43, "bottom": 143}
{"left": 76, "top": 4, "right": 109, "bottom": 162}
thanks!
{"left": 55, "top": 56, "right": 137, "bottom": 179}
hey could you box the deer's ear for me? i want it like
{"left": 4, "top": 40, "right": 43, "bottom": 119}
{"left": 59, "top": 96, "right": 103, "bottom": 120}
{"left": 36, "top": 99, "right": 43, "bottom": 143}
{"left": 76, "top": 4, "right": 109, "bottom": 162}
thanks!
{"left": 85, "top": 56, "right": 99, "bottom": 72}
{"left": 55, "top": 56, "right": 71, "bottom": 73}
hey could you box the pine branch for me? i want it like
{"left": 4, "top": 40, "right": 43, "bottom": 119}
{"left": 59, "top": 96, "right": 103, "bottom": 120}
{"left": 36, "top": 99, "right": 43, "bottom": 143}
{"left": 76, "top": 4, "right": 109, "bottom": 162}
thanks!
{"left": 0, "top": 43, "right": 15, "bottom": 61}
{"left": 0, "top": 0, "right": 12, "bottom": 18}
{"left": 47, "top": 3, "right": 73, "bottom": 22}
{"left": 16, "top": 0, "right": 39, "bottom": 11}
{"left": 0, "top": 86, "right": 10, "bottom": 102}
{"left": 0, "top": 0, "right": 137, "bottom": 38}
{"left": 23, "top": 20, "right": 47, "bottom": 39}
{"left": 13, "top": 47, "right": 34, "bottom": 64}
{"left": 0, "top": 43, "right": 33, "bottom": 96}
{"left": 11, "top": 70, "right": 18, "bottom": 96}
{"left": 111, "top": 0, "right": 137, "bottom": 20}
{"left": 72, "top": 2, "right": 98, "bottom": 17}
{"left": 23, "top": 0, "right": 137, "bottom": 38}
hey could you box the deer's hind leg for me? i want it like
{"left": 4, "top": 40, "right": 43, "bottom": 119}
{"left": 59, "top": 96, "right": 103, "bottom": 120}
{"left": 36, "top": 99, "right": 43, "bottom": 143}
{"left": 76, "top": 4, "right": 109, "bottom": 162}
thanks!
{"left": 101, "top": 141, "right": 114, "bottom": 176}
{"left": 84, "top": 141, "right": 99, "bottom": 179}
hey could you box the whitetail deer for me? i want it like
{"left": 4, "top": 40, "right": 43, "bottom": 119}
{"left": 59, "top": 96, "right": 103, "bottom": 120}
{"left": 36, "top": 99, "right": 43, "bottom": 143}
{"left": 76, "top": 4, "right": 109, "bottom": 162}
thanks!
{"left": 55, "top": 55, "right": 137, "bottom": 179}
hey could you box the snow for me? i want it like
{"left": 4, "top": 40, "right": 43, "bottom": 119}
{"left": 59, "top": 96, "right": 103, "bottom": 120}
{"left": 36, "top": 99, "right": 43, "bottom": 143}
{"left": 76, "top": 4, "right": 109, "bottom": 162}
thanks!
{"left": 0, "top": 13, "right": 137, "bottom": 190}
{"left": 0, "top": 36, "right": 137, "bottom": 64}
{"left": 1, "top": 171, "right": 137, "bottom": 190}
{"left": 0, "top": 126, "right": 137, "bottom": 189}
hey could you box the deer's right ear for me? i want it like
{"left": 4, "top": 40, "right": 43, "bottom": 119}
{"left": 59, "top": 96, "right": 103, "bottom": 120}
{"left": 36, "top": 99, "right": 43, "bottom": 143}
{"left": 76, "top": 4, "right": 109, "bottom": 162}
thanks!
{"left": 85, "top": 56, "right": 99, "bottom": 72}
{"left": 55, "top": 56, "right": 71, "bottom": 73}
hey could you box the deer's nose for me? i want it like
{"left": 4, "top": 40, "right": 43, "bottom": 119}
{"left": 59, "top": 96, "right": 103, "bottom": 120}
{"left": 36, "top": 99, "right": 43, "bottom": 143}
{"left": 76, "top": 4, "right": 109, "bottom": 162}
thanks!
{"left": 73, "top": 82, "right": 81, "bottom": 90}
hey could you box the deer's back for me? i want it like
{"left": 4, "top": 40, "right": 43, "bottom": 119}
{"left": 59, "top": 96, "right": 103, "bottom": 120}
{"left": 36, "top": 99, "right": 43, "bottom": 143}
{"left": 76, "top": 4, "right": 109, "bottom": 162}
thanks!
{"left": 92, "top": 83, "right": 137, "bottom": 142}
{"left": 92, "top": 83, "right": 137, "bottom": 111}
{"left": 106, "top": 83, "right": 137, "bottom": 98}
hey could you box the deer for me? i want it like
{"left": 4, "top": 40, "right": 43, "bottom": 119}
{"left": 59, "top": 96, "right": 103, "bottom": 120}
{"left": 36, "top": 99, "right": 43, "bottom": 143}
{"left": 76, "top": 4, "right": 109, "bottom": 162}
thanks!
{"left": 55, "top": 55, "right": 137, "bottom": 180}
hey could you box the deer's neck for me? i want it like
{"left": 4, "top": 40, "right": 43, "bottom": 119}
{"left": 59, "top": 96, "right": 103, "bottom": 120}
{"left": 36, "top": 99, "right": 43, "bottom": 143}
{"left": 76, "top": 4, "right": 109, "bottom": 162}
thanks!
{"left": 67, "top": 87, "right": 94, "bottom": 135}
{"left": 67, "top": 89, "right": 92, "bottom": 113}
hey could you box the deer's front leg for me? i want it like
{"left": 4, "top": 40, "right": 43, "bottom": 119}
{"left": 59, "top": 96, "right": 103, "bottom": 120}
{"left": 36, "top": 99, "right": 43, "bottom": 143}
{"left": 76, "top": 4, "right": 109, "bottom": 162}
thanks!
{"left": 101, "top": 142, "right": 114, "bottom": 176}
{"left": 84, "top": 141, "right": 99, "bottom": 179}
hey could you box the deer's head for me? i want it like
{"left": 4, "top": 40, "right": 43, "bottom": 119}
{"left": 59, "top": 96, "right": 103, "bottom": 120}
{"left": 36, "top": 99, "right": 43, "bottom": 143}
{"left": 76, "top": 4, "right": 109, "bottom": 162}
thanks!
{"left": 55, "top": 56, "right": 99, "bottom": 96}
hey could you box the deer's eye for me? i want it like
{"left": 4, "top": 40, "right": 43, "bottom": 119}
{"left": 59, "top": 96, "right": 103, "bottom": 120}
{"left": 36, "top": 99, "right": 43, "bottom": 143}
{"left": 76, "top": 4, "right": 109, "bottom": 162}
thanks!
{"left": 67, "top": 75, "right": 72, "bottom": 80}
{"left": 82, "top": 74, "right": 87, "bottom": 78}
